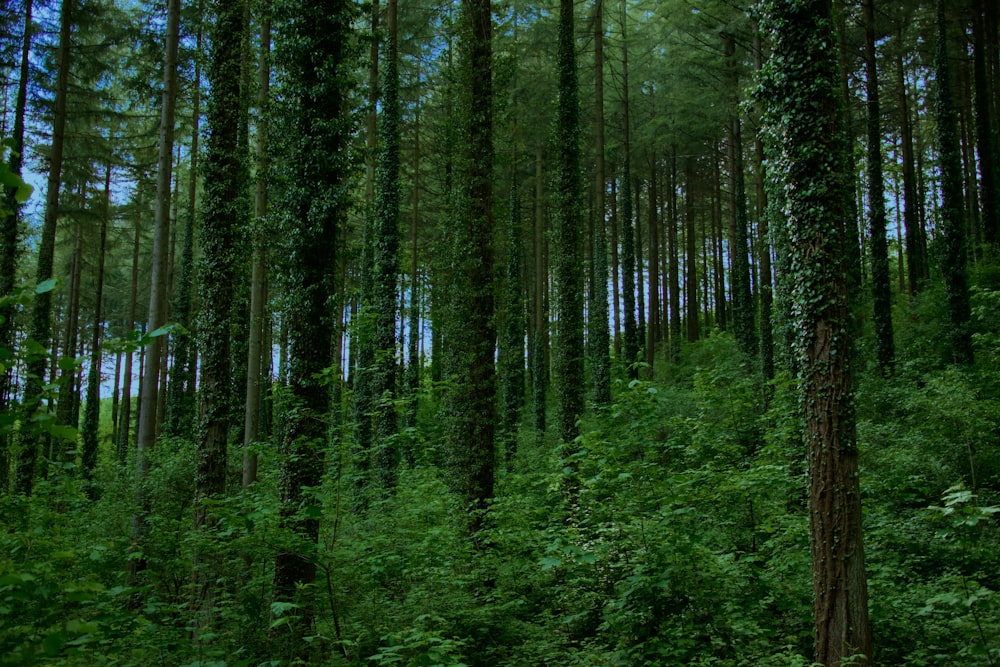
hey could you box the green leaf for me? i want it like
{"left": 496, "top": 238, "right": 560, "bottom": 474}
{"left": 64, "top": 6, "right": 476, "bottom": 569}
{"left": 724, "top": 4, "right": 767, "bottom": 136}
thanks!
{"left": 35, "top": 278, "right": 57, "bottom": 294}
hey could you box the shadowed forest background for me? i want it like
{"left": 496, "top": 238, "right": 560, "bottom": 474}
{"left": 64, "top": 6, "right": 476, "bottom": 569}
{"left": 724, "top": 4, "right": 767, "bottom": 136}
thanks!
{"left": 0, "top": 0, "right": 999, "bottom": 664}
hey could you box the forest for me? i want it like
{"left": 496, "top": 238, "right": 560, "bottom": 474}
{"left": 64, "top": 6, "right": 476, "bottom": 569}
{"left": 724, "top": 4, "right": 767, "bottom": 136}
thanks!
{"left": 0, "top": 0, "right": 999, "bottom": 664}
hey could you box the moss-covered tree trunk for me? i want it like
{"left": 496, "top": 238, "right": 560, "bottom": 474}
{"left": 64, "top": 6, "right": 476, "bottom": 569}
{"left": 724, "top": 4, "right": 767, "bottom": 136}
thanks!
{"left": 619, "top": 2, "right": 638, "bottom": 377}
{"left": 761, "top": 1, "right": 873, "bottom": 664}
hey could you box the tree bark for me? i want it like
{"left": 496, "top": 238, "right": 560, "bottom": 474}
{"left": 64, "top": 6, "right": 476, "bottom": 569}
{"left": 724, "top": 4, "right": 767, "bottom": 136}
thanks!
{"left": 933, "top": 2, "right": 974, "bottom": 365}
{"left": 15, "top": 0, "right": 71, "bottom": 495}
{"left": 760, "top": 1, "right": 873, "bottom": 663}
{"left": 243, "top": 4, "right": 271, "bottom": 488}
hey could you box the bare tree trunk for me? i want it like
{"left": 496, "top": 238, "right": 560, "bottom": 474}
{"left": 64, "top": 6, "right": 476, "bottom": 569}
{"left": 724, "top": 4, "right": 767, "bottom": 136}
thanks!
{"left": 136, "top": 0, "right": 181, "bottom": 478}
{"left": 243, "top": 4, "right": 271, "bottom": 489}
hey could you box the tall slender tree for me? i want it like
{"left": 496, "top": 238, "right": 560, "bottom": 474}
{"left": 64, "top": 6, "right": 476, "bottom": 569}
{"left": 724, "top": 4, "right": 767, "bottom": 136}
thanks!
{"left": 724, "top": 33, "right": 756, "bottom": 360}
{"left": 589, "top": 0, "right": 611, "bottom": 408}
{"left": 933, "top": 1, "right": 973, "bottom": 365}
{"left": 371, "top": 0, "right": 401, "bottom": 488}
{"left": 862, "top": 0, "right": 894, "bottom": 375}
{"left": 554, "top": 0, "right": 583, "bottom": 445}
{"left": 243, "top": 2, "right": 271, "bottom": 488}
{"left": 192, "top": 0, "right": 245, "bottom": 615}
{"left": 15, "top": 0, "right": 72, "bottom": 495}
{"left": 270, "top": 0, "right": 355, "bottom": 644}
{"left": 760, "top": 0, "right": 873, "bottom": 663}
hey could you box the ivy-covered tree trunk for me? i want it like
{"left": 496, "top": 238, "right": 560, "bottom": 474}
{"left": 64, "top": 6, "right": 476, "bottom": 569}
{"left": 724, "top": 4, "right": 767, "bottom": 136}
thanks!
{"left": 590, "top": 0, "right": 611, "bottom": 408}
{"left": 619, "top": 1, "right": 638, "bottom": 377}
{"left": 0, "top": 0, "right": 33, "bottom": 489}
{"left": 81, "top": 164, "right": 111, "bottom": 482}
{"left": 15, "top": 0, "right": 72, "bottom": 495}
{"left": 371, "top": 0, "right": 401, "bottom": 489}
{"left": 270, "top": 0, "right": 354, "bottom": 646}
{"left": 933, "top": 2, "right": 974, "bottom": 366}
{"left": 862, "top": 0, "right": 894, "bottom": 375}
{"left": 450, "top": 0, "right": 496, "bottom": 532}
{"left": 192, "top": 0, "right": 244, "bottom": 616}
{"left": 760, "top": 1, "right": 873, "bottom": 664}
{"left": 554, "top": 0, "right": 583, "bottom": 447}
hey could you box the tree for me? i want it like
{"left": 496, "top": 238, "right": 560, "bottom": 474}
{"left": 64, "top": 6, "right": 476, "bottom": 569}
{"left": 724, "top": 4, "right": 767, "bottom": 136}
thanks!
{"left": 243, "top": 1, "right": 270, "bottom": 488}
{"left": 445, "top": 0, "right": 496, "bottom": 533}
{"left": 15, "top": 0, "right": 72, "bottom": 495}
{"left": 759, "top": 0, "right": 873, "bottom": 663}
{"left": 619, "top": 2, "right": 638, "bottom": 377}
{"left": 554, "top": 0, "right": 584, "bottom": 445}
{"left": 724, "top": 33, "right": 756, "bottom": 361}
{"left": 371, "top": 0, "right": 401, "bottom": 488}
{"left": 80, "top": 164, "right": 111, "bottom": 482}
{"left": 270, "top": 0, "right": 355, "bottom": 644}
{"left": 589, "top": 0, "right": 611, "bottom": 409}
{"left": 933, "top": 1, "right": 973, "bottom": 366}
{"left": 165, "top": 7, "right": 203, "bottom": 439}
{"left": 136, "top": 0, "right": 181, "bottom": 464}
{"left": 0, "top": 0, "right": 32, "bottom": 426}
{"left": 862, "top": 0, "right": 894, "bottom": 375}
{"left": 190, "top": 0, "right": 244, "bottom": 617}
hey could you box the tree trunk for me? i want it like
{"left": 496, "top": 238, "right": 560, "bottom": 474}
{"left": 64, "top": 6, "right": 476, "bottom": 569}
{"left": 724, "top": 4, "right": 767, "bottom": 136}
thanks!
{"left": 271, "top": 0, "right": 353, "bottom": 647}
{"left": 684, "top": 160, "right": 699, "bottom": 343}
{"left": 896, "top": 47, "right": 924, "bottom": 294}
{"left": 15, "top": 0, "right": 71, "bottom": 495}
{"left": 589, "top": 0, "right": 610, "bottom": 409}
{"left": 0, "top": 0, "right": 33, "bottom": 491}
{"left": 646, "top": 164, "right": 659, "bottom": 374}
{"left": 760, "top": 1, "right": 873, "bottom": 663}
{"left": 934, "top": 2, "right": 974, "bottom": 365}
{"left": 532, "top": 147, "right": 547, "bottom": 440}
{"left": 554, "top": 0, "right": 584, "bottom": 450}
{"left": 136, "top": 0, "right": 181, "bottom": 479}
{"left": 620, "top": 1, "right": 638, "bottom": 377}
{"left": 82, "top": 164, "right": 111, "bottom": 482}
{"left": 371, "top": 0, "right": 401, "bottom": 489}
{"left": 862, "top": 0, "right": 895, "bottom": 375}
{"left": 725, "top": 33, "right": 756, "bottom": 360}
{"left": 243, "top": 5, "right": 270, "bottom": 488}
